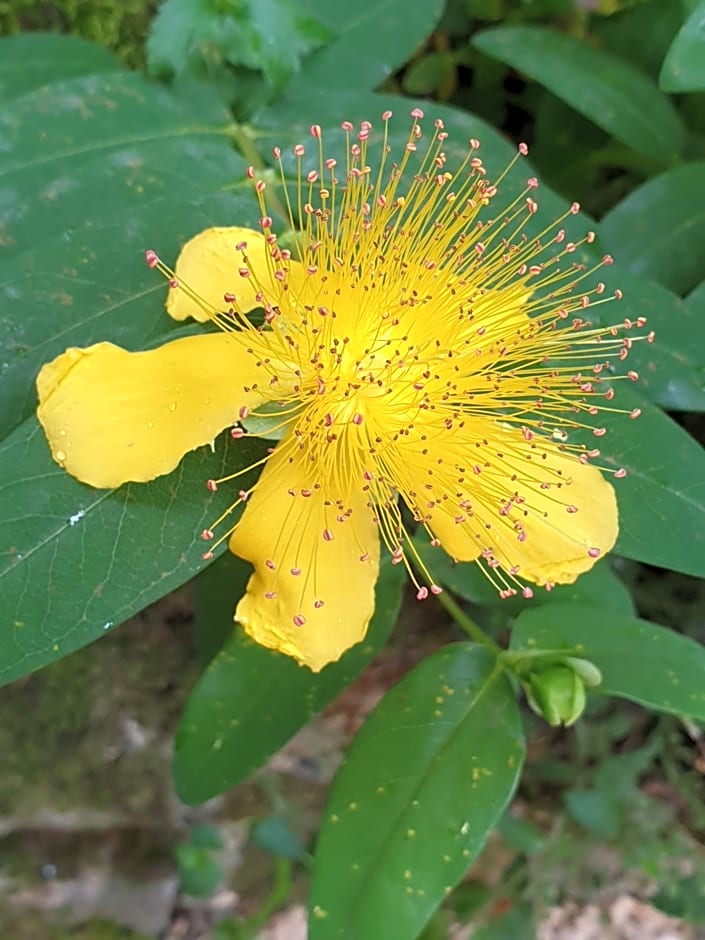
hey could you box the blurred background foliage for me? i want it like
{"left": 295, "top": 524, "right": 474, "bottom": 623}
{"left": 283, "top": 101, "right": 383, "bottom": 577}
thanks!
{"left": 2, "top": 0, "right": 705, "bottom": 937}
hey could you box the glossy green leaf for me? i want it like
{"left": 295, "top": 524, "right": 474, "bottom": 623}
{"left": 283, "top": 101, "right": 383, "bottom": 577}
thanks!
{"left": 558, "top": 256, "right": 705, "bottom": 412}
{"left": 660, "top": 0, "right": 705, "bottom": 92}
{"left": 593, "top": 0, "right": 685, "bottom": 79}
{"left": 173, "top": 557, "right": 406, "bottom": 804}
{"left": 600, "top": 162, "right": 705, "bottom": 295}
{"left": 194, "top": 549, "right": 253, "bottom": 667}
{"left": 686, "top": 278, "right": 705, "bottom": 313}
{"left": 472, "top": 26, "right": 684, "bottom": 161}
{"left": 279, "top": 0, "right": 445, "bottom": 103}
{"left": 0, "top": 189, "right": 255, "bottom": 442}
{"left": 0, "top": 70, "right": 243, "bottom": 266}
{"left": 600, "top": 388, "right": 705, "bottom": 577}
{"left": 309, "top": 644, "right": 524, "bottom": 940}
{"left": 509, "top": 604, "right": 705, "bottom": 718}
{"left": 0, "top": 417, "right": 268, "bottom": 688}
{"left": 0, "top": 34, "right": 121, "bottom": 99}
{"left": 401, "top": 51, "right": 457, "bottom": 97}
{"left": 0, "top": 69, "right": 256, "bottom": 441}
{"left": 599, "top": 272, "right": 705, "bottom": 412}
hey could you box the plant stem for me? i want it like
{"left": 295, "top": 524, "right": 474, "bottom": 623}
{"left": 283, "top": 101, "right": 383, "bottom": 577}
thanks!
{"left": 436, "top": 590, "right": 501, "bottom": 653}
{"left": 226, "top": 122, "right": 290, "bottom": 224}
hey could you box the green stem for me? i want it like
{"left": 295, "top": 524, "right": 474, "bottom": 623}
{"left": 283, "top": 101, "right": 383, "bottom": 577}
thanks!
{"left": 436, "top": 590, "right": 501, "bottom": 654}
{"left": 226, "top": 122, "right": 290, "bottom": 225}
{"left": 227, "top": 122, "right": 266, "bottom": 168}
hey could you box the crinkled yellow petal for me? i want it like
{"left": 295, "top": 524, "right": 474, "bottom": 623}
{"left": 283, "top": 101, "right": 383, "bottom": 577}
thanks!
{"left": 229, "top": 443, "right": 380, "bottom": 672}
{"left": 166, "top": 226, "right": 306, "bottom": 323}
{"left": 37, "top": 333, "right": 268, "bottom": 489}
{"left": 489, "top": 453, "right": 618, "bottom": 585}
{"left": 402, "top": 429, "right": 618, "bottom": 586}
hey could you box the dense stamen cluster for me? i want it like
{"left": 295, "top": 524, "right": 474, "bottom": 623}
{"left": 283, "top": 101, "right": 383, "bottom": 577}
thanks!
{"left": 148, "top": 109, "right": 651, "bottom": 610}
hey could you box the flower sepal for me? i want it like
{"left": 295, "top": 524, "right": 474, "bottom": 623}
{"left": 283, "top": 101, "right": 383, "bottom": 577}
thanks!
{"left": 519, "top": 657, "right": 602, "bottom": 727}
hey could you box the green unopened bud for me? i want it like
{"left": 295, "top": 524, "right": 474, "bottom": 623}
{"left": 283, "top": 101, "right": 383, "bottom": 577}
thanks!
{"left": 563, "top": 656, "right": 602, "bottom": 688}
{"left": 526, "top": 664, "right": 587, "bottom": 727}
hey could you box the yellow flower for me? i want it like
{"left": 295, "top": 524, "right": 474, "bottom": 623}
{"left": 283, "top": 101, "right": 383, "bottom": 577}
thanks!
{"left": 36, "top": 110, "right": 649, "bottom": 672}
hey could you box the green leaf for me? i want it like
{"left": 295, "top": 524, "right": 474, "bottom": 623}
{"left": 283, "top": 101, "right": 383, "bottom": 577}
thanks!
{"left": 147, "top": 0, "right": 330, "bottom": 88}
{"left": 0, "top": 190, "right": 256, "bottom": 442}
{"left": 497, "top": 813, "right": 546, "bottom": 854}
{"left": 0, "top": 69, "right": 256, "bottom": 441}
{"left": 0, "top": 34, "right": 121, "bottom": 99}
{"left": 194, "top": 549, "right": 253, "bottom": 667}
{"left": 593, "top": 0, "right": 685, "bottom": 80}
{"left": 401, "top": 51, "right": 457, "bottom": 97}
{"left": 173, "top": 557, "right": 406, "bottom": 804}
{"left": 309, "top": 645, "right": 525, "bottom": 940}
{"left": 660, "top": 0, "right": 705, "bottom": 92}
{"left": 0, "top": 70, "right": 241, "bottom": 266}
{"left": 242, "top": 0, "right": 331, "bottom": 89}
{"left": 600, "top": 388, "right": 705, "bottom": 578}
{"left": 280, "top": 0, "right": 445, "bottom": 103}
{"left": 563, "top": 788, "right": 621, "bottom": 839}
{"left": 686, "top": 278, "right": 705, "bottom": 312}
{"left": 472, "top": 25, "right": 684, "bottom": 161}
{"left": 0, "top": 417, "right": 268, "bottom": 688}
{"left": 601, "top": 273, "right": 705, "bottom": 412}
{"left": 600, "top": 162, "right": 705, "bottom": 295}
{"left": 508, "top": 604, "right": 705, "bottom": 719}
{"left": 653, "top": 875, "right": 705, "bottom": 924}
{"left": 252, "top": 815, "right": 310, "bottom": 863}
{"left": 147, "top": 0, "right": 229, "bottom": 78}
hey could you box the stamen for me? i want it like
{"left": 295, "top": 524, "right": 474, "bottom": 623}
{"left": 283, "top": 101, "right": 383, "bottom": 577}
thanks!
{"left": 146, "top": 112, "right": 646, "bottom": 607}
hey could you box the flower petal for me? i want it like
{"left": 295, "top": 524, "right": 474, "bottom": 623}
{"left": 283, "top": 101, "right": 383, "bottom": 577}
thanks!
{"left": 166, "top": 226, "right": 305, "bottom": 323}
{"left": 37, "top": 333, "right": 269, "bottom": 489}
{"left": 401, "top": 428, "right": 618, "bottom": 587}
{"left": 229, "top": 443, "right": 380, "bottom": 672}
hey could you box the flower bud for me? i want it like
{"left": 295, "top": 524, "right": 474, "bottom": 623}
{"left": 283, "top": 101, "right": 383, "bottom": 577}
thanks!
{"left": 526, "top": 663, "right": 588, "bottom": 727}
